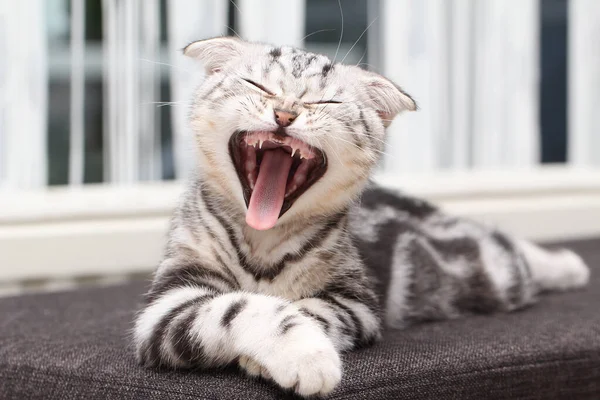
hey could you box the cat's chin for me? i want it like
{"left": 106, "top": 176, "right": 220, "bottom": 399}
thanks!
{"left": 228, "top": 129, "right": 327, "bottom": 229}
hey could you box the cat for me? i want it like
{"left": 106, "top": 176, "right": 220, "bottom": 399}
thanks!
{"left": 133, "top": 37, "right": 590, "bottom": 397}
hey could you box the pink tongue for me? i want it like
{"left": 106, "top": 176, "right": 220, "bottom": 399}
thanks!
{"left": 246, "top": 149, "right": 293, "bottom": 230}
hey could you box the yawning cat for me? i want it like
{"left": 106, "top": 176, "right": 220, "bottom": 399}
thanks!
{"left": 133, "top": 37, "right": 589, "bottom": 397}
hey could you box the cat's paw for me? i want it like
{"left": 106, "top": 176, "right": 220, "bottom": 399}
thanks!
{"left": 261, "top": 326, "right": 342, "bottom": 397}
{"left": 238, "top": 355, "right": 271, "bottom": 380}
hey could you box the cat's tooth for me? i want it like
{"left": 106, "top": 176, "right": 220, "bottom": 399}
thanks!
{"left": 291, "top": 148, "right": 298, "bottom": 158}
{"left": 259, "top": 140, "right": 263, "bottom": 149}
{"left": 295, "top": 162, "right": 308, "bottom": 173}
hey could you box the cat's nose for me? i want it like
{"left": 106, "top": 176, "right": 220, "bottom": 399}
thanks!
{"left": 274, "top": 109, "right": 297, "bottom": 127}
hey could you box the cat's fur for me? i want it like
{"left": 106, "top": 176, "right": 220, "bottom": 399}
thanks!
{"left": 134, "top": 37, "right": 590, "bottom": 397}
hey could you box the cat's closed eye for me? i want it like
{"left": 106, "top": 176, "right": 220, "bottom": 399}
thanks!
{"left": 242, "top": 78, "right": 275, "bottom": 96}
{"left": 305, "top": 100, "right": 342, "bottom": 105}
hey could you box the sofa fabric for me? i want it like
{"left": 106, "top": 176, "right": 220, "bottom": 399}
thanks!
{"left": 1, "top": 239, "right": 599, "bottom": 400}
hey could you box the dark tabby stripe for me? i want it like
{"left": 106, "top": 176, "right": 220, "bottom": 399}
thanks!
{"left": 260, "top": 211, "right": 347, "bottom": 280}
{"left": 146, "top": 263, "right": 235, "bottom": 303}
{"left": 203, "top": 182, "right": 348, "bottom": 280}
{"left": 360, "top": 187, "right": 438, "bottom": 218}
{"left": 200, "top": 212, "right": 236, "bottom": 262}
{"left": 211, "top": 248, "right": 241, "bottom": 288}
{"left": 491, "top": 231, "right": 530, "bottom": 307}
{"left": 359, "top": 109, "right": 371, "bottom": 137}
{"left": 200, "top": 187, "right": 255, "bottom": 277}
{"left": 269, "top": 47, "right": 282, "bottom": 58}
{"left": 322, "top": 63, "right": 333, "bottom": 76}
{"left": 325, "top": 279, "right": 380, "bottom": 315}
{"left": 428, "top": 236, "right": 481, "bottom": 263}
{"left": 275, "top": 303, "right": 287, "bottom": 314}
{"left": 278, "top": 314, "right": 299, "bottom": 335}
{"left": 171, "top": 303, "right": 209, "bottom": 366}
{"left": 202, "top": 77, "right": 226, "bottom": 101}
{"left": 221, "top": 298, "right": 248, "bottom": 328}
{"left": 142, "top": 293, "right": 215, "bottom": 367}
{"left": 299, "top": 307, "right": 331, "bottom": 334}
{"left": 318, "top": 294, "right": 364, "bottom": 345}
{"left": 298, "top": 86, "right": 308, "bottom": 99}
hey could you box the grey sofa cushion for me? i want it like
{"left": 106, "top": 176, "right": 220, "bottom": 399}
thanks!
{"left": 1, "top": 239, "right": 599, "bottom": 400}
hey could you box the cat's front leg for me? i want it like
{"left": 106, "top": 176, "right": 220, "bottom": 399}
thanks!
{"left": 230, "top": 295, "right": 342, "bottom": 396}
{"left": 237, "top": 288, "right": 382, "bottom": 392}
{"left": 135, "top": 283, "right": 341, "bottom": 397}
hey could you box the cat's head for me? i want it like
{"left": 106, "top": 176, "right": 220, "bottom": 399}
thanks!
{"left": 185, "top": 37, "right": 416, "bottom": 230}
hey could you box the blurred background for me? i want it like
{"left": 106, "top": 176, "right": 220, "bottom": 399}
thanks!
{"left": 0, "top": 0, "right": 599, "bottom": 294}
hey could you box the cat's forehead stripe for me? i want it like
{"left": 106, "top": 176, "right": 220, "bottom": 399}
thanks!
{"left": 261, "top": 46, "right": 333, "bottom": 79}
{"left": 322, "top": 63, "right": 334, "bottom": 76}
{"left": 269, "top": 47, "right": 282, "bottom": 58}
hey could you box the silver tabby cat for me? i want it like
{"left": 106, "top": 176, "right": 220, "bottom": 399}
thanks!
{"left": 134, "top": 37, "right": 590, "bottom": 397}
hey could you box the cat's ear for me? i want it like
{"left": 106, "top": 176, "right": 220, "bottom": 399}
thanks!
{"left": 362, "top": 73, "right": 417, "bottom": 127}
{"left": 183, "top": 37, "right": 245, "bottom": 75}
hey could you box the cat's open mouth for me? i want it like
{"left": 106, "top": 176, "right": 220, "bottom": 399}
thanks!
{"left": 229, "top": 129, "right": 327, "bottom": 230}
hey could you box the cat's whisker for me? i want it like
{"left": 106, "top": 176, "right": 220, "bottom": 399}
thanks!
{"left": 332, "top": 0, "right": 344, "bottom": 63}
{"left": 347, "top": 131, "right": 388, "bottom": 145}
{"left": 245, "top": 94, "right": 257, "bottom": 108}
{"left": 355, "top": 46, "right": 368, "bottom": 69}
{"left": 144, "top": 101, "right": 187, "bottom": 108}
{"left": 330, "top": 134, "right": 390, "bottom": 158}
{"left": 198, "top": 147, "right": 230, "bottom": 158}
{"left": 340, "top": 17, "right": 378, "bottom": 65}
{"left": 229, "top": 0, "right": 243, "bottom": 19}
{"left": 225, "top": 2, "right": 247, "bottom": 40}
{"left": 317, "top": 134, "right": 345, "bottom": 167}
{"left": 225, "top": 25, "right": 243, "bottom": 40}
{"left": 314, "top": 110, "right": 331, "bottom": 123}
{"left": 139, "top": 58, "right": 191, "bottom": 73}
{"left": 301, "top": 29, "right": 336, "bottom": 42}
{"left": 314, "top": 104, "right": 340, "bottom": 120}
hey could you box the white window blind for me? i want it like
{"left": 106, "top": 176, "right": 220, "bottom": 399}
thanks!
{"left": 370, "top": 0, "right": 540, "bottom": 174}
